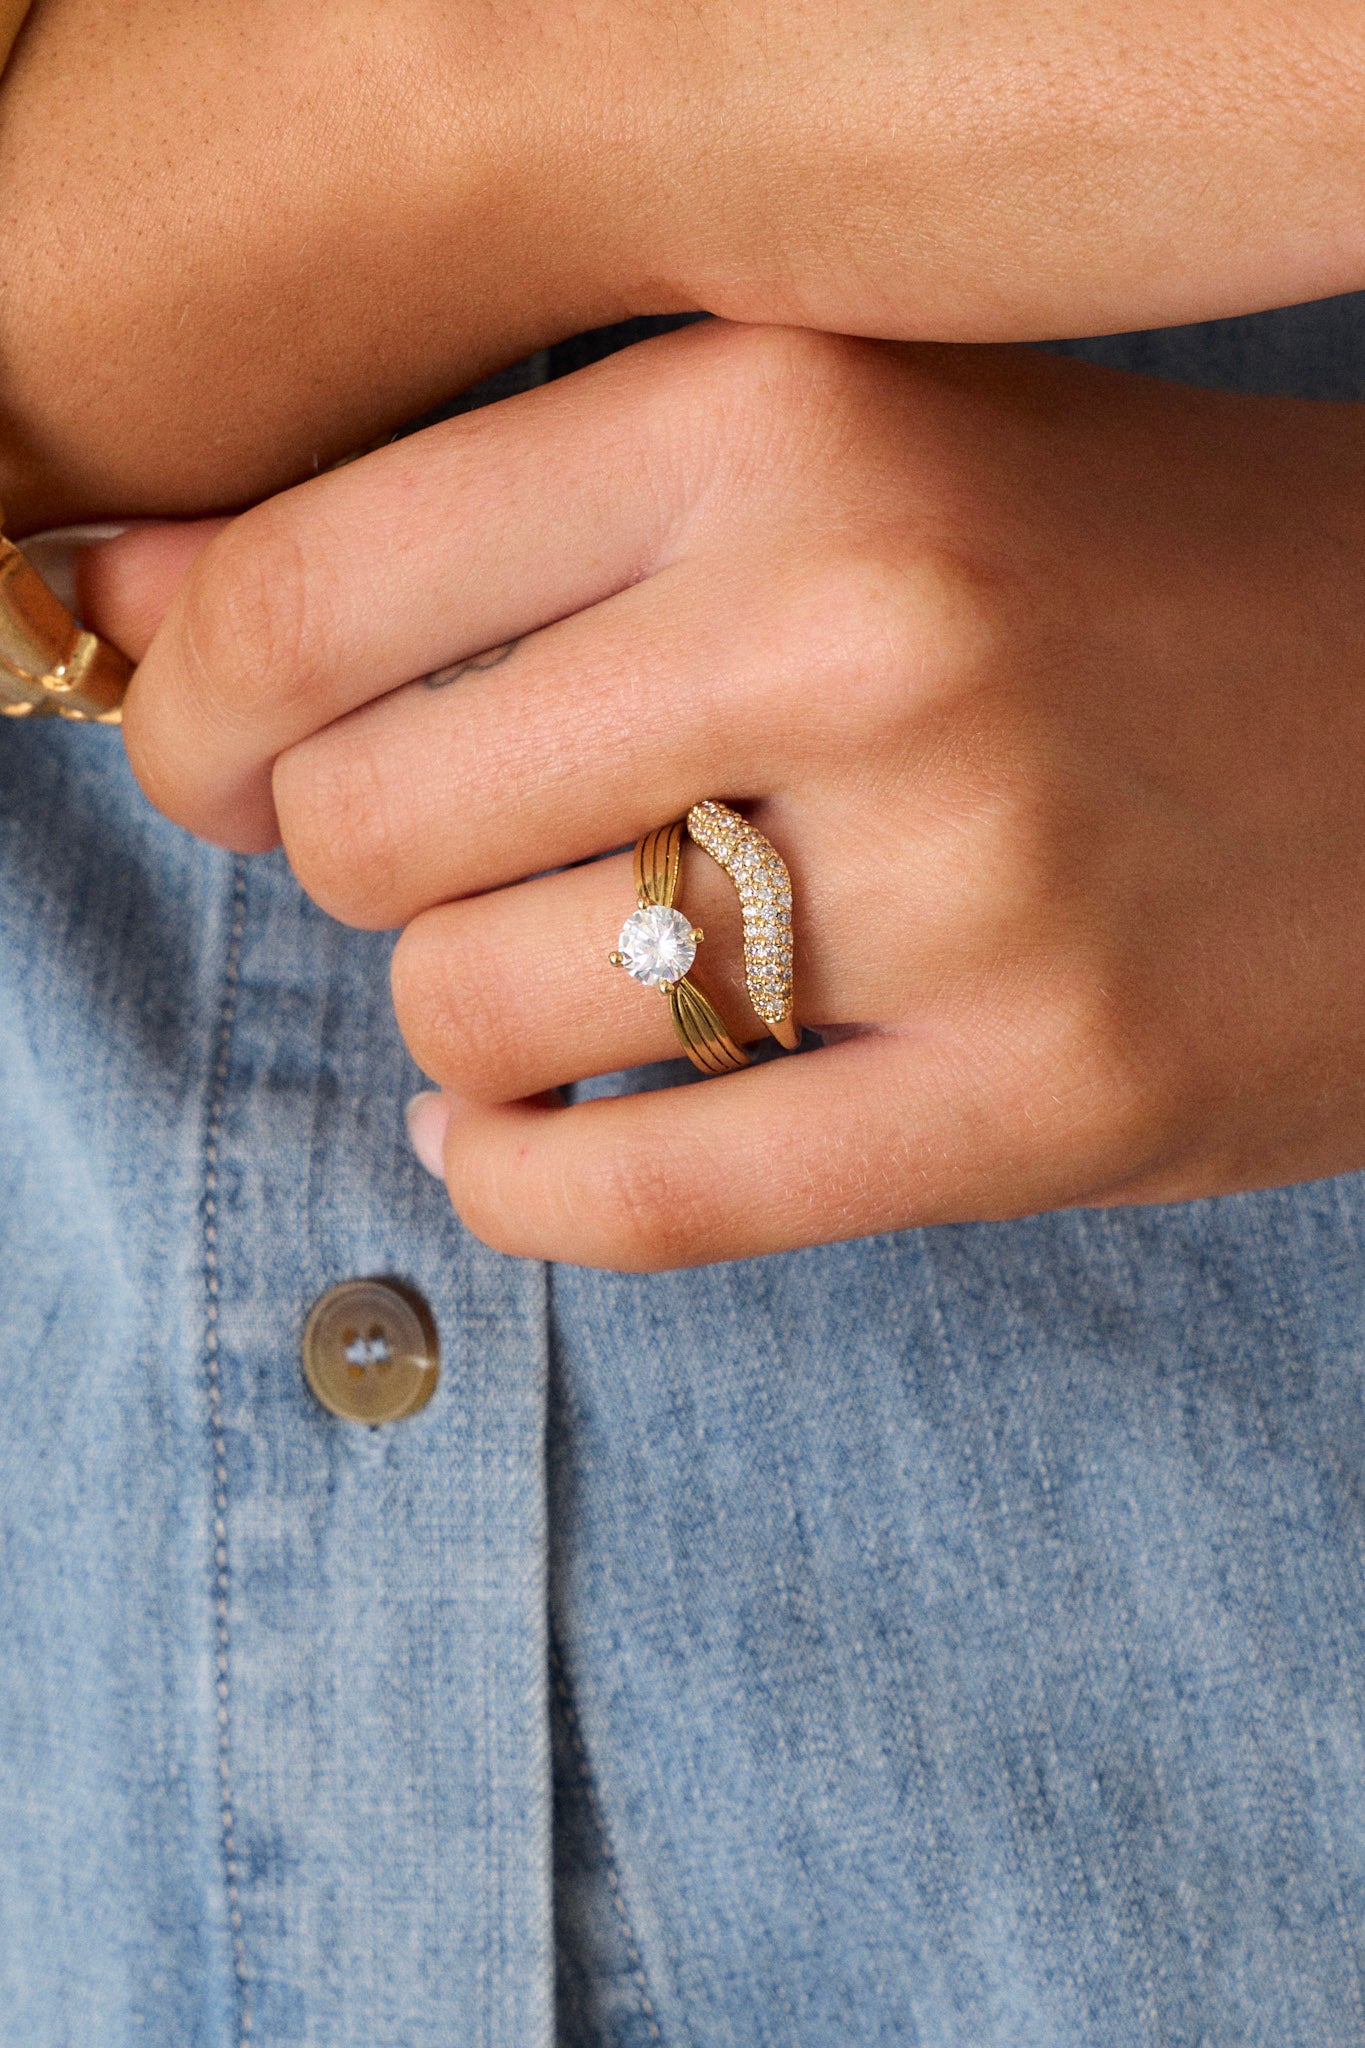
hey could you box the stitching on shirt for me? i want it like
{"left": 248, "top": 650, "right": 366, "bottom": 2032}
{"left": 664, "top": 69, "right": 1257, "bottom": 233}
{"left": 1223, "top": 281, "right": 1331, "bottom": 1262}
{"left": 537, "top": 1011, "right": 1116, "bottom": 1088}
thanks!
{"left": 203, "top": 859, "right": 252, "bottom": 2043}
{"left": 548, "top": 1629, "right": 664, "bottom": 2045}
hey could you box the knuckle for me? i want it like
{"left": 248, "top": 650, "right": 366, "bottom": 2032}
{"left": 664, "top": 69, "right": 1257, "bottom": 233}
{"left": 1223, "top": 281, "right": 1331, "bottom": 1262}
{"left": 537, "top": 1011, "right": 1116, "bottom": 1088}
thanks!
{"left": 805, "top": 549, "right": 926, "bottom": 719}
{"left": 905, "top": 714, "right": 1073, "bottom": 956}
{"left": 584, "top": 1133, "right": 714, "bottom": 1272}
{"left": 942, "top": 778, "right": 1056, "bottom": 939}
{"left": 1091, "top": 1008, "right": 1200, "bottom": 1178}
{"left": 172, "top": 500, "right": 329, "bottom": 741}
{"left": 390, "top": 915, "right": 524, "bottom": 1097}
{"left": 779, "top": 542, "right": 1016, "bottom": 766}
{"left": 901, "top": 548, "right": 1019, "bottom": 706}
{"left": 452, "top": 1119, "right": 704, "bottom": 1272}
{"left": 680, "top": 325, "right": 876, "bottom": 516}
{"left": 702, "top": 319, "right": 860, "bottom": 404}
{"left": 1015, "top": 960, "right": 1191, "bottom": 1186}
{"left": 890, "top": 550, "right": 1022, "bottom": 747}
{"left": 273, "top": 727, "right": 404, "bottom": 930}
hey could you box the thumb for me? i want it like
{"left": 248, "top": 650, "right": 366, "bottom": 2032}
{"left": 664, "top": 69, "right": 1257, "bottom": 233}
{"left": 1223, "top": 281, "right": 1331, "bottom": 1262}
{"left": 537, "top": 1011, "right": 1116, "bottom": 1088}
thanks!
{"left": 21, "top": 518, "right": 230, "bottom": 663}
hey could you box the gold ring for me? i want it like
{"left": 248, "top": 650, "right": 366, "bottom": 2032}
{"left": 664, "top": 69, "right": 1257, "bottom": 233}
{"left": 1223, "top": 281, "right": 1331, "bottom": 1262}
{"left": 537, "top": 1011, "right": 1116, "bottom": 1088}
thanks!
{"left": 0, "top": 510, "right": 133, "bottom": 726}
{"left": 609, "top": 821, "right": 752, "bottom": 1077}
{"left": 687, "top": 799, "right": 799, "bottom": 1049}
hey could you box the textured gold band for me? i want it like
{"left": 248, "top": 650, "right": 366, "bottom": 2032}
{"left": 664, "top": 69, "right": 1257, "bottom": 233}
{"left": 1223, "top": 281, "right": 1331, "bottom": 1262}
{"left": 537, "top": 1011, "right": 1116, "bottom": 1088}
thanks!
{"left": 687, "top": 800, "right": 799, "bottom": 1049}
{"left": 0, "top": 518, "right": 134, "bottom": 725}
{"left": 612, "top": 821, "right": 751, "bottom": 1077}
{"left": 635, "top": 821, "right": 685, "bottom": 915}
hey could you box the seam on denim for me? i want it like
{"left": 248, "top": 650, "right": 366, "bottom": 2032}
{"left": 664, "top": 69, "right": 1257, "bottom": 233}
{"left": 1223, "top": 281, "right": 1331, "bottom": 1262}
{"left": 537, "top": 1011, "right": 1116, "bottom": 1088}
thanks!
{"left": 549, "top": 1628, "right": 664, "bottom": 2046}
{"left": 203, "top": 859, "right": 252, "bottom": 2044}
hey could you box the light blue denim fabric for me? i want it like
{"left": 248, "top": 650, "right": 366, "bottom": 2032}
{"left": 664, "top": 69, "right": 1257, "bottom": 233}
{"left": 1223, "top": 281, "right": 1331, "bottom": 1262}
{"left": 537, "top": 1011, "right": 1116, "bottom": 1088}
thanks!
{"left": 3, "top": 297, "right": 1365, "bottom": 2048}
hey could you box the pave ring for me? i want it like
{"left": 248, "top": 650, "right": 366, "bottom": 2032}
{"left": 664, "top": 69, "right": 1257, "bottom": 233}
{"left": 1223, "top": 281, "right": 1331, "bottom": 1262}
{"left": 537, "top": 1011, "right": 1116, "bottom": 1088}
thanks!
{"left": 687, "top": 800, "right": 799, "bottom": 1049}
{"left": 609, "top": 821, "right": 752, "bottom": 1077}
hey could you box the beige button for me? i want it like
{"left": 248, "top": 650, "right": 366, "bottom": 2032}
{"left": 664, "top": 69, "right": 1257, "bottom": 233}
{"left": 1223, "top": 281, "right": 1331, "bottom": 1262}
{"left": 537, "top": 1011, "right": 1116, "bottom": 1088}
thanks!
{"left": 302, "top": 1279, "right": 440, "bottom": 1424}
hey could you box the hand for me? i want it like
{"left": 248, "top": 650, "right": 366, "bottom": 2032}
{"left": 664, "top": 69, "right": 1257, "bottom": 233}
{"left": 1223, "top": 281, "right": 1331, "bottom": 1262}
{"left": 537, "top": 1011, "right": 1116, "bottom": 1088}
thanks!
{"left": 3, "top": 0, "right": 1365, "bottom": 529}
{"left": 83, "top": 320, "right": 1365, "bottom": 1268}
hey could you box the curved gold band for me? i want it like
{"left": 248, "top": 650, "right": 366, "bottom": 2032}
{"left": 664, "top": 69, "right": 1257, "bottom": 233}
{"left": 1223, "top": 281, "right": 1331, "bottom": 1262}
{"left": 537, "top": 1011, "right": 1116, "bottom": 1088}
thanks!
{"left": 687, "top": 799, "right": 799, "bottom": 1049}
{"left": 0, "top": 517, "right": 134, "bottom": 726}
{"left": 614, "top": 821, "right": 751, "bottom": 1077}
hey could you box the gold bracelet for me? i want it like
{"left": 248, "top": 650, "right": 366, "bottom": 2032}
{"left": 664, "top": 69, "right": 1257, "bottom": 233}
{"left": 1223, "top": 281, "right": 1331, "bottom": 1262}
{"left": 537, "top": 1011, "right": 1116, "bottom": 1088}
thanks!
{"left": 0, "top": 513, "right": 134, "bottom": 725}
{"left": 0, "top": 11, "right": 135, "bottom": 724}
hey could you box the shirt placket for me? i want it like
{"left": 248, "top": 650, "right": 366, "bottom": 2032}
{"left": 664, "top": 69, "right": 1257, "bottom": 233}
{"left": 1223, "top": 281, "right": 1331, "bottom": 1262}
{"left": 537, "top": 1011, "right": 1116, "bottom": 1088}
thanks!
{"left": 198, "top": 850, "right": 553, "bottom": 2048}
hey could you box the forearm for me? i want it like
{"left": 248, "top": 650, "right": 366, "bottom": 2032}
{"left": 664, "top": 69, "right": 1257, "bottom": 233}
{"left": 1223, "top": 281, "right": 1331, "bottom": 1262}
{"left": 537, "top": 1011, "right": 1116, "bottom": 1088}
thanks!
{"left": 635, "top": 0, "right": 1365, "bottom": 342}
{"left": 0, "top": 0, "right": 634, "bottom": 528}
{"left": 0, "top": 0, "right": 1362, "bottom": 529}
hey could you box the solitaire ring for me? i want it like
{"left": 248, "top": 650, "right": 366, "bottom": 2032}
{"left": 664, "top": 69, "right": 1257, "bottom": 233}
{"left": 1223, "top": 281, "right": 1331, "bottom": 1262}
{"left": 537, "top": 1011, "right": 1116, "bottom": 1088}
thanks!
{"left": 609, "top": 821, "right": 751, "bottom": 1077}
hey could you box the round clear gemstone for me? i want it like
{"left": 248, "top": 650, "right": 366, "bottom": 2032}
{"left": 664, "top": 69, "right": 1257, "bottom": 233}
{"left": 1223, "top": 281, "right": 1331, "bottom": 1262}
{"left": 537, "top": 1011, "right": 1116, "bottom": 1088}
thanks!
{"left": 616, "top": 904, "right": 697, "bottom": 987}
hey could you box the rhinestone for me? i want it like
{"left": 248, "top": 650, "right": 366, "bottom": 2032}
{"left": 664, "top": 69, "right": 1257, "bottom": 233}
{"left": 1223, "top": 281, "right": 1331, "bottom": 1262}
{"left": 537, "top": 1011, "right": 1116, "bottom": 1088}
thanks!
{"left": 616, "top": 904, "right": 697, "bottom": 987}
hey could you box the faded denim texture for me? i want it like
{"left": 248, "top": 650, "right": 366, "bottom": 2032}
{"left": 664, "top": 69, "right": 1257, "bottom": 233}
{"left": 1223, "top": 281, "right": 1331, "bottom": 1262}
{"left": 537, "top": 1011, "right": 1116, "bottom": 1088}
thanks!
{"left": 3, "top": 298, "right": 1365, "bottom": 2047}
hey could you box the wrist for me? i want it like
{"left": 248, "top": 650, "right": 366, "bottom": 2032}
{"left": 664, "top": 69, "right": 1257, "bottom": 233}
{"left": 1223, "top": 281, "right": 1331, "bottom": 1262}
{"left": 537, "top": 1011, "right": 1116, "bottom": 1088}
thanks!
{"left": 0, "top": 0, "right": 676, "bottom": 530}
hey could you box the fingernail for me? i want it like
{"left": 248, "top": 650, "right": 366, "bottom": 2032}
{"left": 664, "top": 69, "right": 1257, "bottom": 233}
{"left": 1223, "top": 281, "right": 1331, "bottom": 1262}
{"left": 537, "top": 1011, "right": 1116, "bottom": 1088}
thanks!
{"left": 18, "top": 524, "right": 133, "bottom": 613}
{"left": 405, "top": 1091, "right": 450, "bottom": 1178}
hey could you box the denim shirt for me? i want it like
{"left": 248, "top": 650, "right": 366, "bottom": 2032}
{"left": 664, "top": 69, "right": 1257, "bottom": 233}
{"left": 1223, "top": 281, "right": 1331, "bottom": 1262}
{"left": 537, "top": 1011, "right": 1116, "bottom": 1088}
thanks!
{"left": 5, "top": 301, "right": 1365, "bottom": 2048}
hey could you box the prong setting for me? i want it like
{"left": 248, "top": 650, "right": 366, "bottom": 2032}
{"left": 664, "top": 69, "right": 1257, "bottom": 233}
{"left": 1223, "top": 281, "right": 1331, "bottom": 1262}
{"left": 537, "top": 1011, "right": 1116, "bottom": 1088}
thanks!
{"left": 613, "top": 904, "right": 699, "bottom": 988}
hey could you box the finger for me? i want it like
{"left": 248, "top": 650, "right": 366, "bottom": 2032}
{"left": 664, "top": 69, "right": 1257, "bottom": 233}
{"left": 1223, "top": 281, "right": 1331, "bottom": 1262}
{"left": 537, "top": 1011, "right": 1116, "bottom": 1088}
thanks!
{"left": 122, "top": 319, "right": 773, "bottom": 851}
{"left": 274, "top": 549, "right": 826, "bottom": 929}
{"left": 426, "top": 1032, "right": 1088, "bottom": 1270}
{"left": 392, "top": 845, "right": 805, "bottom": 1103}
{"left": 74, "top": 519, "right": 229, "bottom": 660}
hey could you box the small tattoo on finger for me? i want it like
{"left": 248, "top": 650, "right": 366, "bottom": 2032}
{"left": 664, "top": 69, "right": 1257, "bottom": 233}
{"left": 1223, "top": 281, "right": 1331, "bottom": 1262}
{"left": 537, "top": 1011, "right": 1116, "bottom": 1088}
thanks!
{"left": 417, "top": 639, "right": 522, "bottom": 690}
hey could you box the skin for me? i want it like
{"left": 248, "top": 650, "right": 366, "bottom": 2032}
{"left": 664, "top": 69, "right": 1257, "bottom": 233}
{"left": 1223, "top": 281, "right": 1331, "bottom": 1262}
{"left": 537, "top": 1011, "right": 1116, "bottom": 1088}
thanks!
{"left": 74, "top": 319, "right": 1365, "bottom": 1268}
{"left": 1, "top": 0, "right": 1365, "bottom": 527}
